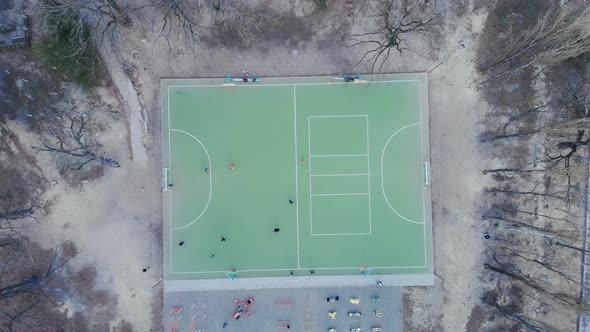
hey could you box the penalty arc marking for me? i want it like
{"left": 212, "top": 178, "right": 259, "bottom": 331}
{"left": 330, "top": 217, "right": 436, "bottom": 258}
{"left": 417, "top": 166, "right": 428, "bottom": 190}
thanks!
{"left": 380, "top": 122, "right": 424, "bottom": 224}
{"left": 170, "top": 129, "right": 213, "bottom": 231}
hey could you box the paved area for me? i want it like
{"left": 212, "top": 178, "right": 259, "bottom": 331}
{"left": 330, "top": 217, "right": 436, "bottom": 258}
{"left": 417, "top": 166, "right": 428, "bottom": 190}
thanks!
{"left": 166, "top": 274, "right": 432, "bottom": 291}
{"left": 164, "top": 286, "right": 402, "bottom": 332}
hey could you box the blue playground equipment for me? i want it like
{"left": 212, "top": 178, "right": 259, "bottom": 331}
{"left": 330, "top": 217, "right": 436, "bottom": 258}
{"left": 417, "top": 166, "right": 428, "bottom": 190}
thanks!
{"left": 332, "top": 73, "right": 367, "bottom": 83}
{"left": 225, "top": 75, "right": 262, "bottom": 83}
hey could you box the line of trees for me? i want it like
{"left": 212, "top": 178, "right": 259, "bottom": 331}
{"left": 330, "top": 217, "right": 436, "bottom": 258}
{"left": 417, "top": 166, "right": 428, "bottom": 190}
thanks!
{"left": 477, "top": 2, "right": 590, "bottom": 330}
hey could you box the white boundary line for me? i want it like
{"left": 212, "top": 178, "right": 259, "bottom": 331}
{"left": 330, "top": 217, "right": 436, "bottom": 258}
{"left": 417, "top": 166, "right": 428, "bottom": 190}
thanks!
{"left": 165, "top": 78, "right": 431, "bottom": 275}
{"left": 311, "top": 193, "right": 369, "bottom": 197}
{"left": 311, "top": 173, "right": 368, "bottom": 177}
{"left": 366, "top": 116, "right": 373, "bottom": 233}
{"left": 169, "top": 129, "right": 213, "bottom": 231}
{"left": 293, "top": 85, "right": 301, "bottom": 269}
{"left": 380, "top": 122, "right": 424, "bottom": 224}
{"left": 170, "top": 264, "right": 427, "bottom": 274}
{"left": 419, "top": 83, "right": 428, "bottom": 266}
{"left": 167, "top": 87, "right": 172, "bottom": 270}
{"left": 166, "top": 80, "right": 420, "bottom": 88}
{"left": 164, "top": 75, "right": 418, "bottom": 81}
{"left": 310, "top": 154, "right": 368, "bottom": 158}
{"left": 307, "top": 117, "right": 314, "bottom": 234}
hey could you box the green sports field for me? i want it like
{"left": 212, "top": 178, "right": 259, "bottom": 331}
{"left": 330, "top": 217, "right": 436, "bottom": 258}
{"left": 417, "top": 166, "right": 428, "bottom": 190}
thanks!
{"left": 162, "top": 74, "right": 432, "bottom": 280}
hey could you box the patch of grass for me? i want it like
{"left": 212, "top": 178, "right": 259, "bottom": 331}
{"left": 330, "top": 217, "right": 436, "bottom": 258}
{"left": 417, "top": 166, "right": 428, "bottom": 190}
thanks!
{"left": 33, "top": 5, "right": 101, "bottom": 86}
{"left": 32, "top": 41, "right": 99, "bottom": 86}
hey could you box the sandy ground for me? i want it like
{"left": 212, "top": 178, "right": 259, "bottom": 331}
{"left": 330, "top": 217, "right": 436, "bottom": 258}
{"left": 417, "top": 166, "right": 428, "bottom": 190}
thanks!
{"left": 9, "top": 0, "right": 496, "bottom": 330}
{"left": 401, "top": 8, "right": 493, "bottom": 331}
{"left": 8, "top": 82, "right": 162, "bottom": 331}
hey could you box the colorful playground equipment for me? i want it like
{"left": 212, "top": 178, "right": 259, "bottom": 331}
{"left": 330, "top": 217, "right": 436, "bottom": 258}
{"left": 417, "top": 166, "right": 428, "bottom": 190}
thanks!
{"left": 224, "top": 75, "right": 262, "bottom": 83}
{"left": 232, "top": 297, "right": 254, "bottom": 320}
{"left": 332, "top": 73, "right": 367, "bottom": 83}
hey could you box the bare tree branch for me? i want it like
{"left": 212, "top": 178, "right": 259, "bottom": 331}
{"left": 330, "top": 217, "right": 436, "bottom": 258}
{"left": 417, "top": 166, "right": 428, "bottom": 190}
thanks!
{"left": 481, "top": 5, "right": 590, "bottom": 82}
{"left": 33, "top": 113, "right": 120, "bottom": 170}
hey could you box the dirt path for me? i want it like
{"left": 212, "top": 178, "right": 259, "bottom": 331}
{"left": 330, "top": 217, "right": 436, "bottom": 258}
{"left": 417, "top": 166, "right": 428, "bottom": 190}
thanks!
{"left": 100, "top": 36, "right": 149, "bottom": 167}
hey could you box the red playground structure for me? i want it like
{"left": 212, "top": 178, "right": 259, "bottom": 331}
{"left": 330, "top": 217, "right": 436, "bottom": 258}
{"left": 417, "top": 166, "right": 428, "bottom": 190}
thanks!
{"left": 232, "top": 297, "right": 254, "bottom": 320}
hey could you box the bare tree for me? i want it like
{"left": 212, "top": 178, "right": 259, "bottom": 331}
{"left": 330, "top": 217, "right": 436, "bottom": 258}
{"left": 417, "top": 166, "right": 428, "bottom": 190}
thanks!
{"left": 485, "top": 255, "right": 590, "bottom": 313}
{"left": 33, "top": 112, "right": 120, "bottom": 171}
{"left": 541, "top": 130, "right": 589, "bottom": 168}
{"left": 482, "top": 290, "right": 545, "bottom": 331}
{"left": 136, "top": 0, "right": 206, "bottom": 50}
{"left": 35, "top": 0, "right": 132, "bottom": 48}
{"left": 477, "top": 3, "right": 590, "bottom": 330}
{"left": 0, "top": 206, "right": 38, "bottom": 233}
{"left": 349, "top": 0, "right": 438, "bottom": 73}
{"left": 480, "top": 108, "right": 589, "bottom": 329}
{"left": 0, "top": 239, "right": 79, "bottom": 331}
{"left": 136, "top": 0, "right": 273, "bottom": 50}
{"left": 212, "top": 1, "right": 274, "bottom": 49}
{"left": 481, "top": 5, "right": 590, "bottom": 82}
{"left": 0, "top": 242, "right": 77, "bottom": 301}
